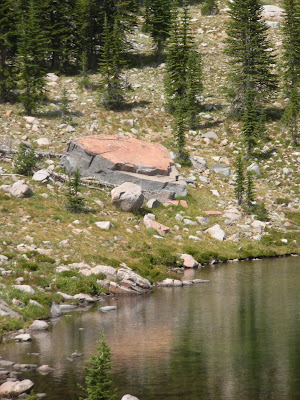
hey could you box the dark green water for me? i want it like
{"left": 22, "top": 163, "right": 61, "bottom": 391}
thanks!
{"left": 1, "top": 257, "right": 300, "bottom": 400}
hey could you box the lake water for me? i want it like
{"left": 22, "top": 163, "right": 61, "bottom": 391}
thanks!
{"left": 1, "top": 256, "right": 300, "bottom": 400}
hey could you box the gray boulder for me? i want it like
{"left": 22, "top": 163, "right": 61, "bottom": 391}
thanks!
{"left": 190, "top": 156, "right": 207, "bottom": 172}
{"left": 51, "top": 302, "right": 62, "bottom": 318}
{"left": 29, "top": 320, "right": 49, "bottom": 331}
{"left": 121, "top": 395, "right": 140, "bottom": 400}
{"left": 205, "top": 224, "right": 226, "bottom": 241}
{"left": 111, "top": 182, "right": 144, "bottom": 212}
{"left": 1, "top": 181, "right": 33, "bottom": 198}
{"left": 32, "top": 169, "right": 51, "bottom": 182}
{"left": 210, "top": 164, "right": 231, "bottom": 176}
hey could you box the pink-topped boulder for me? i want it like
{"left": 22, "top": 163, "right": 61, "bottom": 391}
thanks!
{"left": 61, "top": 135, "right": 187, "bottom": 197}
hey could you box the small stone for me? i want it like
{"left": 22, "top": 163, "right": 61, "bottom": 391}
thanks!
{"left": 13, "top": 285, "right": 35, "bottom": 294}
{"left": 15, "top": 334, "right": 32, "bottom": 342}
{"left": 100, "top": 306, "right": 117, "bottom": 312}
{"left": 146, "top": 198, "right": 161, "bottom": 209}
{"left": 180, "top": 254, "right": 199, "bottom": 268}
{"left": 95, "top": 221, "right": 113, "bottom": 230}
{"left": 29, "top": 320, "right": 49, "bottom": 331}
{"left": 206, "top": 224, "right": 226, "bottom": 241}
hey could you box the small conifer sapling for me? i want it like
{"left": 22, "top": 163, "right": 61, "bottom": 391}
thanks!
{"left": 66, "top": 168, "right": 85, "bottom": 213}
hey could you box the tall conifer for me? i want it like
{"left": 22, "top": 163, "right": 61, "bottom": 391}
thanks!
{"left": 225, "top": 0, "right": 277, "bottom": 116}
{"left": 17, "top": 0, "right": 48, "bottom": 114}
{"left": 282, "top": 0, "right": 300, "bottom": 144}
{"left": 144, "top": 0, "right": 174, "bottom": 54}
{"left": 0, "top": 0, "right": 18, "bottom": 102}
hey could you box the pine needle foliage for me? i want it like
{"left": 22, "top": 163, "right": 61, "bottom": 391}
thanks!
{"left": 66, "top": 168, "right": 85, "bottom": 213}
{"left": 234, "top": 154, "right": 245, "bottom": 205}
{"left": 79, "top": 332, "right": 116, "bottom": 400}
{"left": 144, "top": 0, "right": 174, "bottom": 54}
{"left": 282, "top": 0, "right": 300, "bottom": 145}
{"left": 173, "top": 100, "right": 190, "bottom": 165}
{"left": 245, "top": 170, "right": 255, "bottom": 212}
{"left": 225, "top": 0, "right": 277, "bottom": 116}
{"left": 241, "top": 88, "right": 266, "bottom": 154}
{"left": 17, "top": 0, "right": 48, "bottom": 115}
{"left": 99, "top": 16, "right": 126, "bottom": 110}
{"left": 13, "top": 143, "right": 37, "bottom": 176}
{"left": 164, "top": 5, "right": 202, "bottom": 128}
{"left": 201, "top": 0, "right": 219, "bottom": 16}
{"left": 0, "top": 0, "right": 18, "bottom": 102}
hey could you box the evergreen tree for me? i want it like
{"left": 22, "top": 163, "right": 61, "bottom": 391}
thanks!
{"left": 282, "top": 84, "right": 300, "bottom": 145}
{"left": 13, "top": 142, "right": 37, "bottom": 176}
{"left": 234, "top": 154, "right": 245, "bottom": 205}
{"left": 99, "top": 16, "right": 126, "bottom": 110}
{"left": 225, "top": 0, "right": 277, "bottom": 116}
{"left": 282, "top": 0, "right": 300, "bottom": 144}
{"left": 201, "top": 0, "right": 219, "bottom": 16}
{"left": 0, "top": 0, "right": 18, "bottom": 102}
{"left": 76, "top": 0, "right": 137, "bottom": 71}
{"left": 241, "top": 87, "right": 266, "bottom": 154}
{"left": 66, "top": 168, "right": 85, "bottom": 213}
{"left": 173, "top": 100, "right": 190, "bottom": 164}
{"left": 17, "top": 0, "right": 48, "bottom": 114}
{"left": 186, "top": 49, "right": 203, "bottom": 128}
{"left": 245, "top": 170, "right": 255, "bottom": 212}
{"left": 144, "top": 0, "right": 174, "bottom": 54}
{"left": 164, "top": 5, "right": 202, "bottom": 127}
{"left": 43, "top": 0, "right": 77, "bottom": 73}
{"left": 282, "top": 0, "right": 300, "bottom": 89}
{"left": 79, "top": 332, "right": 116, "bottom": 400}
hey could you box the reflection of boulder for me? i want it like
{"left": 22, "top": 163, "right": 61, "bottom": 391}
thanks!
{"left": 61, "top": 135, "right": 187, "bottom": 197}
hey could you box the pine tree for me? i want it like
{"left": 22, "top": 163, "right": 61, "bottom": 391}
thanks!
{"left": 173, "top": 100, "right": 190, "bottom": 165}
{"left": 13, "top": 143, "right": 37, "bottom": 176}
{"left": 282, "top": 0, "right": 300, "bottom": 145}
{"left": 65, "top": 168, "right": 85, "bottom": 213}
{"left": 79, "top": 332, "right": 116, "bottom": 400}
{"left": 225, "top": 0, "right": 277, "bottom": 116}
{"left": 42, "top": 0, "right": 77, "bottom": 73}
{"left": 164, "top": 5, "right": 202, "bottom": 127}
{"left": 99, "top": 16, "right": 126, "bottom": 110}
{"left": 17, "top": 0, "right": 48, "bottom": 115}
{"left": 144, "top": 0, "right": 174, "bottom": 55}
{"left": 245, "top": 170, "right": 255, "bottom": 212}
{"left": 0, "top": 0, "right": 18, "bottom": 102}
{"left": 186, "top": 49, "right": 203, "bottom": 128}
{"left": 282, "top": 85, "right": 300, "bottom": 145}
{"left": 201, "top": 0, "right": 219, "bottom": 16}
{"left": 234, "top": 154, "right": 245, "bottom": 205}
{"left": 241, "top": 87, "right": 266, "bottom": 154}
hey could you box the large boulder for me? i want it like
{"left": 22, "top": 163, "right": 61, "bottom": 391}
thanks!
{"left": 61, "top": 135, "right": 187, "bottom": 197}
{"left": 111, "top": 182, "right": 144, "bottom": 212}
{"left": 1, "top": 180, "right": 33, "bottom": 198}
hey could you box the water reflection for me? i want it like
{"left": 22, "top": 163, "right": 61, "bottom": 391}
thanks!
{"left": 0, "top": 257, "right": 299, "bottom": 400}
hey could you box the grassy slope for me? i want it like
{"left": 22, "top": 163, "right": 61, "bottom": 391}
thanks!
{"left": 0, "top": 1, "right": 299, "bottom": 338}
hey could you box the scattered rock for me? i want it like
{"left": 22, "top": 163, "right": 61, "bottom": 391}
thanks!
{"left": 1, "top": 181, "right": 33, "bottom": 198}
{"left": 36, "top": 138, "right": 50, "bottom": 147}
{"left": 143, "top": 214, "right": 170, "bottom": 235}
{"left": 50, "top": 302, "right": 62, "bottom": 318}
{"left": 29, "top": 320, "right": 49, "bottom": 331}
{"left": 190, "top": 156, "right": 207, "bottom": 172}
{"left": 111, "top": 182, "right": 144, "bottom": 212}
{"left": 121, "top": 395, "right": 140, "bottom": 400}
{"left": 203, "top": 131, "right": 218, "bottom": 140}
{"left": 15, "top": 334, "right": 32, "bottom": 342}
{"left": 247, "top": 162, "right": 260, "bottom": 175}
{"left": 100, "top": 306, "right": 117, "bottom": 312}
{"left": 146, "top": 198, "right": 161, "bottom": 209}
{"left": 180, "top": 254, "right": 199, "bottom": 268}
{"left": 13, "top": 284, "right": 35, "bottom": 294}
{"left": 210, "top": 163, "right": 231, "bottom": 176}
{"left": 37, "top": 365, "right": 55, "bottom": 375}
{"left": 32, "top": 169, "right": 51, "bottom": 182}
{"left": 196, "top": 216, "right": 210, "bottom": 225}
{"left": 262, "top": 5, "right": 283, "bottom": 19}
{"left": 223, "top": 206, "right": 242, "bottom": 222}
{"left": 95, "top": 221, "right": 113, "bottom": 230}
{"left": 157, "top": 279, "right": 183, "bottom": 287}
{"left": 206, "top": 224, "right": 226, "bottom": 241}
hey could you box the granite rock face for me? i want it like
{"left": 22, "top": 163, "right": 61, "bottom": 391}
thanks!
{"left": 61, "top": 135, "right": 187, "bottom": 197}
